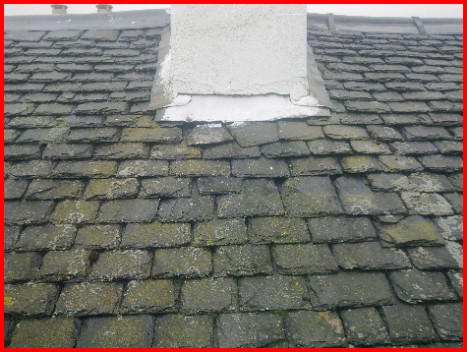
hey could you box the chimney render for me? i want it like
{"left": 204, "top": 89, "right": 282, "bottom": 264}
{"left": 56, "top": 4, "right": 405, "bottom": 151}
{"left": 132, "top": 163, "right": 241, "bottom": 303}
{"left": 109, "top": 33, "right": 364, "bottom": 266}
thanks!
{"left": 96, "top": 4, "right": 113, "bottom": 13}
{"left": 51, "top": 4, "right": 68, "bottom": 15}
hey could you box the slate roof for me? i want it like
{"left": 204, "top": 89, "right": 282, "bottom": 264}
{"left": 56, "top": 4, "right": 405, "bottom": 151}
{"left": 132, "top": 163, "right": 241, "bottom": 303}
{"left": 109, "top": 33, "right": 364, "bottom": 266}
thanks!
{"left": 3, "top": 11, "right": 463, "bottom": 348}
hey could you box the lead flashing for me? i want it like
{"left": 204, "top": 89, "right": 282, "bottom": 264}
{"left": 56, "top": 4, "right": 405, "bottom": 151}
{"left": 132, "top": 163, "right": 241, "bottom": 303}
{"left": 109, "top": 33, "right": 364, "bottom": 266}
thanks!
{"left": 4, "top": 9, "right": 169, "bottom": 31}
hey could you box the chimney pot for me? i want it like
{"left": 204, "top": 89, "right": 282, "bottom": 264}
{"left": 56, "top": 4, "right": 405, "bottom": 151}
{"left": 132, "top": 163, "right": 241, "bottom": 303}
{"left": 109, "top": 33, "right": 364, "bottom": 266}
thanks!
{"left": 51, "top": 4, "right": 68, "bottom": 15}
{"left": 96, "top": 4, "right": 113, "bottom": 13}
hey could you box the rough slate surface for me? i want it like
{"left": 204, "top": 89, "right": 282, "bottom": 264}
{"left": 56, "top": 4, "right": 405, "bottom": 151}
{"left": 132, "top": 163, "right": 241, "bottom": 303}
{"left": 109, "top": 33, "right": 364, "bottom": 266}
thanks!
{"left": 4, "top": 22, "right": 463, "bottom": 348}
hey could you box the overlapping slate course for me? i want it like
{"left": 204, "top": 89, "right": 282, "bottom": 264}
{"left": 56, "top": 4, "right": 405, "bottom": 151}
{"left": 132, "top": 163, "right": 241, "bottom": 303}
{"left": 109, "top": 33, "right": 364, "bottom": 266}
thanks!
{"left": 4, "top": 21, "right": 463, "bottom": 348}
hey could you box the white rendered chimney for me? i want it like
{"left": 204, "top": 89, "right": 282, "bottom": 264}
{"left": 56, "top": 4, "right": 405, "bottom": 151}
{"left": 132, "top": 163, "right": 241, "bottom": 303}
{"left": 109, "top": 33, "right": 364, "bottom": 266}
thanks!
{"left": 152, "top": 5, "right": 330, "bottom": 122}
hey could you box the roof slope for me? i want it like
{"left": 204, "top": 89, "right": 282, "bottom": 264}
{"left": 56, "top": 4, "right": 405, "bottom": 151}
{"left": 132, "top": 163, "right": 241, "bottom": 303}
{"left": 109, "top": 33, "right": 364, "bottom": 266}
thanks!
{"left": 3, "top": 14, "right": 464, "bottom": 348}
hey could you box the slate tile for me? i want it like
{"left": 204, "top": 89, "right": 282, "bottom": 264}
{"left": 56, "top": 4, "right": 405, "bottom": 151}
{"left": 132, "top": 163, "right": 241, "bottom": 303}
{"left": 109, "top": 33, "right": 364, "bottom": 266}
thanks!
{"left": 368, "top": 173, "right": 453, "bottom": 193}
{"left": 340, "top": 307, "right": 389, "bottom": 346}
{"left": 419, "top": 155, "right": 463, "bottom": 172}
{"left": 55, "top": 282, "right": 122, "bottom": 316}
{"left": 4, "top": 283, "right": 59, "bottom": 316}
{"left": 390, "top": 141, "right": 438, "bottom": 155}
{"left": 140, "top": 177, "right": 191, "bottom": 198}
{"left": 228, "top": 122, "right": 279, "bottom": 147}
{"left": 435, "top": 216, "right": 463, "bottom": 241}
{"left": 5, "top": 30, "right": 46, "bottom": 41}
{"left": 213, "top": 245, "right": 272, "bottom": 277}
{"left": 89, "top": 250, "right": 152, "bottom": 281}
{"left": 158, "top": 187, "right": 214, "bottom": 222}
{"left": 121, "top": 127, "right": 182, "bottom": 143}
{"left": 17, "top": 224, "right": 76, "bottom": 252}
{"left": 4, "top": 226, "right": 20, "bottom": 252}
{"left": 151, "top": 142, "right": 202, "bottom": 159}
{"left": 289, "top": 157, "right": 342, "bottom": 176}
{"left": 77, "top": 315, "right": 154, "bottom": 348}
{"left": 34, "top": 103, "right": 74, "bottom": 115}
{"left": 121, "top": 280, "right": 175, "bottom": 314}
{"left": 447, "top": 271, "right": 463, "bottom": 298}
{"left": 98, "top": 199, "right": 159, "bottom": 223}
{"left": 272, "top": 243, "right": 338, "bottom": 274}
{"left": 217, "top": 179, "right": 284, "bottom": 218}
{"left": 308, "top": 216, "right": 377, "bottom": 243}
{"left": 248, "top": 217, "right": 309, "bottom": 244}
{"left": 193, "top": 218, "right": 247, "bottom": 247}
{"left": 277, "top": 121, "right": 324, "bottom": 140}
{"left": 308, "top": 139, "right": 353, "bottom": 155}
{"left": 152, "top": 247, "right": 211, "bottom": 278}
{"left": 287, "top": 311, "right": 346, "bottom": 347}
{"left": 39, "top": 250, "right": 90, "bottom": 281}
{"left": 323, "top": 125, "right": 369, "bottom": 140}
{"left": 197, "top": 177, "right": 242, "bottom": 195}
{"left": 5, "top": 201, "right": 54, "bottom": 225}
{"left": 4, "top": 179, "right": 28, "bottom": 200}
{"left": 379, "top": 155, "right": 424, "bottom": 172}
{"left": 170, "top": 159, "right": 230, "bottom": 177}
{"left": 401, "top": 192, "right": 453, "bottom": 216}
{"left": 344, "top": 100, "right": 390, "bottom": 113}
{"left": 186, "top": 124, "right": 233, "bottom": 145}
{"left": 333, "top": 241, "right": 410, "bottom": 270}
{"left": 122, "top": 222, "right": 191, "bottom": 249}
{"left": 4, "top": 252, "right": 43, "bottom": 283}
{"left": 217, "top": 312, "right": 284, "bottom": 347}
{"left": 93, "top": 143, "right": 149, "bottom": 159}
{"left": 434, "top": 141, "right": 463, "bottom": 154}
{"left": 428, "top": 303, "right": 463, "bottom": 341}
{"left": 408, "top": 246, "right": 460, "bottom": 270}
{"left": 43, "top": 30, "right": 83, "bottom": 41}
{"left": 154, "top": 315, "right": 213, "bottom": 347}
{"left": 281, "top": 177, "right": 343, "bottom": 216}
{"left": 43, "top": 144, "right": 94, "bottom": 160}
{"left": 382, "top": 305, "right": 438, "bottom": 344}
{"left": 117, "top": 160, "right": 168, "bottom": 177}
{"left": 335, "top": 176, "right": 406, "bottom": 215}
{"left": 341, "top": 155, "right": 383, "bottom": 173}
{"left": 350, "top": 140, "right": 391, "bottom": 154}
{"left": 54, "top": 161, "right": 117, "bottom": 178}
{"left": 9, "top": 318, "right": 77, "bottom": 348}
{"left": 182, "top": 278, "right": 236, "bottom": 314}
{"left": 6, "top": 160, "right": 53, "bottom": 178}
{"left": 403, "top": 126, "right": 451, "bottom": 140}
{"left": 261, "top": 141, "right": 310, "bottom": 158}
{"left": 4, "top": 144, "right": 41, "bottom": 161}
{"left": 4, "top": 103, "right": 36, "bottom": 116}
{"left": 67, "top": 128, "right": 119, "bottom": 143}
{"left": 74, "top": 225, "right": 120, "bottom": 250}
{"left": 379, "top": 215, "right": 445, "bottom": 247}
{"left": 307, "top": 272, "right": 394, "bottom": 309}
{"left": 51, "top": 200, "right": 99, "bottom": 224}
{"left": 84, "top": 178, "right": 139, "bottom": 199}
{"left": 231, "top": 158, "right": 289, "bottom": 178}
{"left": 389, "top": 269, "right": 457, "bottom": 303}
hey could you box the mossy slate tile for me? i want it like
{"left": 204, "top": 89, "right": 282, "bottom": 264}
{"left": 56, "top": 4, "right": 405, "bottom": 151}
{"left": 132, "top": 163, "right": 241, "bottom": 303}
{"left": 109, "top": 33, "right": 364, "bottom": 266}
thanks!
{"left": 5, "top": 283, "right": 59, "bottom": 316}
{"left": 153, "top": 315, "right": 213, "bottom": 347}
{"left": 340, "top": 307, "right": 390, "bottom": 346}
{"left": 5, "top": 201, "right": 54, "bottom": 225}
{"left": 248, "top": 217, "right": 310, "bottom": 244}
{"left": 121, "top": 280, "right": 175, "bottom": 314}
{"left": 4, "top": 252, "right": 43, "bottom": 283}
{"left": 153, "top": 247, "right": 212, "bottom": 278}
{"left": 308, "top": 216, "right": 376, "bottom": 243}
{"left": 16, "top": 224, "right": 76, "bottom": 251}
{"left": 181, "top": 278, "right": 236, "bottom": 314}
{"left": 89, "top": 250, "right": 152, "bottom": 280}
{"left": 213, "top": 244, "right": 273, "bottom": 277}
{"left": 98, "top": 199, "right": 159, "bottom": 223}
{"left": 39, "top": 250, "right": 90, "bottom": 282}
{"left": 193, "top": 218, "right": 247, "bottom": 247}
{"left": 122, "top": 222, "right": 191, "bottom": 249}
{"left": 428, "top": 303, "right": 463, "bottom": 341}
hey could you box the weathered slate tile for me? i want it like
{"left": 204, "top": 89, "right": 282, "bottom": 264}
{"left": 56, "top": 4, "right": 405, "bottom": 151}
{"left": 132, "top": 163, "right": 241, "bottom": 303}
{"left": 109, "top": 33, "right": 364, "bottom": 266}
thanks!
{"left": 239, "top": 275, "right": 308, "bottom": 311}
{"left": 382, "top": 305, "right": 438, "bottom": 344}
{"left": 17, "top": 224, "right": 76, "bottom": 251}
{"left": 4, "top": 144, "right": 42, "bottom": 160}
{"left": 117, "top": 160, "right": 168, "bottom": 177}
{"left": 332, "top": 241, "right": 410, "bottom": 270}
{"left": 122, "top": 222, "right": 191, "bottom": 249}
{"left": 89, "top": 250, "right": 152, "bottom": 280}
{"left": 345, "top": 100, "right": 390, "bottom": 113}
{"left": 51, "top": 200, "right": 99, "bottom": 224}
{"left": 335, "top": 176, "right": 406, "bottom": 215}
{"left": 308, "top": 216, "right": 377, "bottom": 243}
{"left": 93, "top": 143, "right": 149, "bottom": 159}
{"left": 54, "top": 160, "right": 117, "bottom": 178}
{"left": 140, "top": 177, "right": 191, "bottom": 198}
{"left": 74, "top": 225, "right": 120, "bottom": 250}
{"left": 193, "top": 218, "right": 247, "bottom": 247}
{"left": 389, "top": 269, "right": 457, "bottom": 303}
{"left": 56, "top": 282, "right": 122, "bottom": 316}
{"left": 248, "top": 217, "right": 310, "bottom": 244}
{"left": 340, "top": 307, "right": 389, "bottom": 346}
{"left": 367, "top": 125, "right": 404, "bottom": 141}
{"left": 4, "top": 179, "right": 28, "bottom": 200}
{"left": 350, "top": 140, "right": 391, "bottom": 154}
{"left": 403, "top": 126, "right": 451, "bottom": 140}
{"left": 287, "top": 311, "right": 346, "bottom": 347}
{"left": 261, "top": 141, "right": 310, "bottom": 158}
{"left": 391, "top": 141, "right": 438, "bottom": 155}
{"left": 218, "top": 312, "right": 284, "bottom": 347}
{"left": 77, "top": 315, "right": 154, "bottom": 347}
{"left": 218, "top": 179, "right": 284, "bottom": 218}
{"left": 158, "top": 187, "right": 214, "bottom": 222}
{"left": 408, "top": 246, "right": 460, "bottom": 270}
{"left": 43, "top": 144, "right": 94, "bottom": 159}
{"left": 121, "top": 280, "right": 175, "bottom": 314}
{"left": 4, "top": 252, "right": 42, "bottom": 283}
{"left": 9, "top": 318, "right": 77, "bottom": 348}
{"left": 170, "top": 159, "right": 230, "bottom": 176}
{"left": 444, "top": 193, "right": 463, "bottom": 214}
{"left": 198, "top": 176, "right": 242, "bottom": 195}
{"left": 401, "top": 192, "right": 453, "bottom": 216}
{"left": 379, "top": 216, "right": 445, "bottom": 247}
{"left": 232, "top": 158, "right": 289, "bottom": 178}
{"left": 419, "top": 155, "right": 463, "bottom": 172}
{"left": 182, "top": 278, "right": 236, "bottom": 313}
{"left": 4, "top": 283, "right": 59, "bottom": 316}
{"left": 153, "top": 247, "right": 211, "bottom": 278}
{"left": 341, "top": 155, "right": 383, "bottom": 173}
{"left": 98, "top": 199, "right": 159, "bottom": 223}
{"left": 7, "top": 160, "right": 54, "bottom": 178}
{"left": 289, "top": 157, "right": 342, "bottom": 176}
{"left": 379, "top": 155, "right": 424, "bottom": 172}
{"left": 84, "top": 178, "right": 139, "bottom": 200}
{"left": 281, "top": 177, "right": 343, "bottom": 216}
{"left": 308, "top": 139, "right": 353, "bottom": 155}
{"left": 323, "top": 125, "right": 369, "bottom": 140}
{"left": 151, "top": 142, "right": 202, "bottom": 159}
{"left": 121, "top": 127, "right": 182, "bottom": 143}
{"left": 186, "top": 124, "right": 233, "bottom": 145}
{"left": 307, "top": 272, "right": 394, "bottom": 309}
{"left": 272, "top": 243, "right": 338, "bottom": 274}
{"left": 213, "top": 244, "right": 272, "bottom": 277}
{"left": 154, "top": 315, "right": 213, "bottom": 347}
{"left": 368, "top": 173, "right": 454, "bottom": 193}
{"left": 5, "top": 30, "right": 46, "bottom": 41}
{"left": 435, "top": 140, "right": 463, "bottom": 154}
{"left": 277, "top": 121, "right": 324, "bottom": 140}
{"left": 203, "top": 141, "right": 261, "bottom": 159}
{"left": 435, "top": 216, "right": 463, "bottom": 241}
{"left": 39, "top": 250, "right": 90, "bottom": 281}
{"left": 228, "top": 122, "right": 279, "bottom": 147}
{"left": 5, "top": 201, "right": 54, "bottom": 225}
{"left": 428, "top": 303, "right": 463, "bottom": 341}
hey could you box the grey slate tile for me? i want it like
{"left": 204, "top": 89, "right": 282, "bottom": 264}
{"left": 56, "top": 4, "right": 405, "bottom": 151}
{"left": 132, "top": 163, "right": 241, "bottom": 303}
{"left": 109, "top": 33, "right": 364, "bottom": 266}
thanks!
{"left": 227, "top": 122, "right": 279, "bottom": 147}
{"left": 289, "top": 157, "right": 342, "bottom": 176}
{"left": 120, "top": 279, "right": 175, "bottom": 314}
{"left": 152, "top": 247, "right": 212, "bottom": 278}
{"left": 193, "top": 218, "right": 247, "bottom": 247}
{"left": 182, "top": 278, "right": 236, "bottom": 314}
{"left": 154, "top": 315, "right": 213, "bottom": 347}
{"left": 232, "top": 158, "right": 289, "bottom": 178}
{"left": 5, "top": 201, "right": 55, "bottom": 225}
{"left": 401, "top": 192, "right": 453, "bottom": 216}
{"left": 428, "top": 303, "right": 463, "bottom": 341}
{"left": 308, "top": 216, "right": 377, "bottom": 243}
{"left": 4, "top": 252, "right": 43, "bottom": 283}
{"left": 88, "top": 250, "right": 152, "bottom": 281}
{"left": 140, "top": 177, "right": 191, "bottom": 198}
{"left": 122, "top": 222, "right": 190, "bottom": 249}
{"left": 186, "top": 124, "right": 233, "bottom": 145}
{"left": 5, "top": 283, "right": 59, "bottom": 316}
{"left": 260, "top": 141, "right": 310, "bottom": 158}
{"left": 98, "top": 199, "right": 159, "bottom": 223}
{"left": 340, "top": 307, "right": 390, "bottom": 346}
{"left": 408, "top": 246, "right": 460, "bottom": 270}
{"left": 213, "top": 245, "right": 272, "bottom": 277}
{"left": 158, "top": 187, "right": 214, "bottom": 222}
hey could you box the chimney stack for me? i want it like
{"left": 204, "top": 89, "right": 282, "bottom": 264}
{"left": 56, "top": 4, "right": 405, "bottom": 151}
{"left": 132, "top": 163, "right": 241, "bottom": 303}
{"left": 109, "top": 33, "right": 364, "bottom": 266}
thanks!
{"left": 51, "top": 4, "right": 68, "bottom": 15}
{"left": 96, "top": 4, "right": 113, "bottom": 13}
